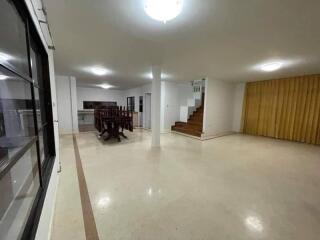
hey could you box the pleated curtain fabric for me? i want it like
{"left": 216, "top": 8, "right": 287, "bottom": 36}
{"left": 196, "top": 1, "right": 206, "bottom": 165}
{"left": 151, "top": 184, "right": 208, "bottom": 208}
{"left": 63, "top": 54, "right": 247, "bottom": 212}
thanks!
{"left": 242, "top": 74, "right": 320, "bottom": 145}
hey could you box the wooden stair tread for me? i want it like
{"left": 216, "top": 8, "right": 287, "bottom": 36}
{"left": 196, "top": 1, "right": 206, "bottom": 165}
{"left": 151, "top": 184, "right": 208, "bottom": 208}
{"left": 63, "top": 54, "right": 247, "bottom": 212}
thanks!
{"left": 175, "top": 121, "right": 202, "bottom": 126}
{"left": 172, "top": 126, "right": 202, "bottom": 137}
{"left": 171, "top": 96, "right": 204, "bottom": 138}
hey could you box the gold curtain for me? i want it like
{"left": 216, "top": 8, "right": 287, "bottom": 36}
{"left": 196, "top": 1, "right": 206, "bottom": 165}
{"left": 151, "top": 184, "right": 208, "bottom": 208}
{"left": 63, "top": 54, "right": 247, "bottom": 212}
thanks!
{"left": 242, "top": 74, "right": 320, "bottom": 145}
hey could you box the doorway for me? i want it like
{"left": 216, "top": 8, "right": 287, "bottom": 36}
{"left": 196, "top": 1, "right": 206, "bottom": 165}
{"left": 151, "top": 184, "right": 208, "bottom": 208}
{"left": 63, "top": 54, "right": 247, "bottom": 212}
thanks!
{"left": 139, "top": 96, "right": 143, "bottom": 127}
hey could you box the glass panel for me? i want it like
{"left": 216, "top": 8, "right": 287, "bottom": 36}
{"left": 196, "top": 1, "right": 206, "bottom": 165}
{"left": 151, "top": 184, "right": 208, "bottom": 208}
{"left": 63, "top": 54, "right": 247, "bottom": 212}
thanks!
{"left": 0, "top": 66, "right": 35, "bottom": 164}
{"left": 31, "top": 43, "right": 47, "bottom": 127}
{"left": 30, "top": 43, "right": 44, "bottom": 89}
{"left": 34, "top": 87, "right": 47, "bottom": 129}
{"left": 39, "top": 90, "right": 47, "bottom": 125}
{"left": 33, "top": 87, "right": 42, "bottom": 130}
{"left": 30, "top": 47, "right": 38, "bottom": 85}
{"left": 0, "top": 143, "right": 40, "bottom": 240}
{"left": 38, "top": 128, "right": 48, "bottom": 164}
{"left": 0, "top": 0, "right": 29, "bottom": 76}
{"left": 38, "top": 130, "right": 44, "bottom": 163}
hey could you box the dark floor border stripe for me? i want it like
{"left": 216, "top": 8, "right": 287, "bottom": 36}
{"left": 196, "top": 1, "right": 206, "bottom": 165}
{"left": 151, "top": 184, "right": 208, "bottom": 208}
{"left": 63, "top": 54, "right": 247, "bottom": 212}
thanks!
{"left": 73, "top": 134, "right": 100, "bottom": 240}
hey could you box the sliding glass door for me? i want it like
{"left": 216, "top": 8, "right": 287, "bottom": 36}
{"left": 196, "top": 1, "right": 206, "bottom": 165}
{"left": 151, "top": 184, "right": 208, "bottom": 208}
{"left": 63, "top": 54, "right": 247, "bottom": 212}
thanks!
{"left": 0, "top": 66, "right": 40, "bottom": 240}
{"left": 0, "top": 0, "right": 55, "bottom": 239}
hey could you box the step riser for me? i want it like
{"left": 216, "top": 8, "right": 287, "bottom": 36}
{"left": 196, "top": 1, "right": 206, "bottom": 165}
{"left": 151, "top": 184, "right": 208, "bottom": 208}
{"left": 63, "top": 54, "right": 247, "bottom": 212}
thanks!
{"left": 189, "top": 116, "right": 203, "bottom": 119}
{"left": 189, "top": 119, "right": 202, "bottom": 122}
{"left": 188, "top": 123, "right": 202, "bottom": 127}
{"left": 175, "top": 126, "right": 202, "bottom": 131}
{"left": 173, "top": 122, "right": 202, "bottom": 131}
{"left": 191, "top": 112, "right": 203, "bottom": 115}
{"left": 190, "top": 115, "right": 203, "bottom": 119}
{"left": 173, "top": 103, "right": 204, "bottom": 137}
{"left": 188, "top": 119, "right": 203, "bottom": 122}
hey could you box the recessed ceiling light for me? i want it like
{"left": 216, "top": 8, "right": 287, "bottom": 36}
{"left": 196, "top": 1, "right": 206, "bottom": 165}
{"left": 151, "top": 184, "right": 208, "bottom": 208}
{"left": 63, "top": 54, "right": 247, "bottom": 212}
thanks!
{"left": 0, "top": 74, "right": 8, "bottom": 80}
{"left": 144, "top": 0, "right": 183, "bottom": 23}
{"left": 91, "top": 66, "right": 110, "bottom": 76}
{"left": 260, "top": 62, "right": 283, "bottom": 72}
{"left": 99, "top": 84, "right": 114, "bottom": 89}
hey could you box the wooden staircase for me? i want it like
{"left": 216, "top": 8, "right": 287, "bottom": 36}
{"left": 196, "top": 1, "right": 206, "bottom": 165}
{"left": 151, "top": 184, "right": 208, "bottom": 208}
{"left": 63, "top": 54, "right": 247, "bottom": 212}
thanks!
{"left": 171, "top": 106, "right": 203, "bottom": 137}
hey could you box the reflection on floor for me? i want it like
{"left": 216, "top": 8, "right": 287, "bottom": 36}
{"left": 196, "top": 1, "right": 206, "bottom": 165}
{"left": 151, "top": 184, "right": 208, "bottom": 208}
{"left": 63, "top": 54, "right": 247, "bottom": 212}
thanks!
{"left": 51, "top": 130, "right": 320, "bottom": 240}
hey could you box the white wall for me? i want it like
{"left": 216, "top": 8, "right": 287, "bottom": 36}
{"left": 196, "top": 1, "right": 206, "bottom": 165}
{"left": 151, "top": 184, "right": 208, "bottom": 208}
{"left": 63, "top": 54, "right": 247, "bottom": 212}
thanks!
{"left": 232, "top": 83, "right": 246, "bottom": 132}
{"left": 178, "top": 83, "right": 193, "bottom": 106}
{"left": 59, "top": 76, "right": 245, "bottom": 138}
{"left": 123, "top": 82, "right": 192, "bottom": 132}
{"left": 160, "top": 82, "right": 166, "bottom": 132}
{"left": 123, "top": 86, "right": 143, "bottom": 112}
{"left": 123, "top": 83, "right": 152, "bottom": 128}
{"left": 70, "top": 77, "right": 79, "bottom": 132}
{"left": 56, "top": 76, "right": 72, "bottom": 134}
{"left": 160, "top": 82, "right": 193, "bottom": 132}
{"left": 203, "top": 79, "right": 236, "bottom": 138}
{"left": 57, "top": 83, "right": 152, "bottom": 130}
{"left": 56, "top": 76, "right": 79, "bottom": 134}
{"left": 76, "top": 87, "right": 125, "bottom": 110}
{"left": 123, "top": 84, "right": 152, "bottom": 109}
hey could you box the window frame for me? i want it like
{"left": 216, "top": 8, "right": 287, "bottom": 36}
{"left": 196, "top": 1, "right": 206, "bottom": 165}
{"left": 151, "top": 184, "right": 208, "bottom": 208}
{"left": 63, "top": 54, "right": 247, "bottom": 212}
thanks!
{"left": 0, "top": 0, "right": 56, "bottom": 239}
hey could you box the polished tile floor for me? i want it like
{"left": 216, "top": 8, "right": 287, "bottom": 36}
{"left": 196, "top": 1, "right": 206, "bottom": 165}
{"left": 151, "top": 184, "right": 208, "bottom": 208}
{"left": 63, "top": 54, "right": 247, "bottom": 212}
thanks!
{"left": 51, "top": 130, "right": 320, "bottom": 240}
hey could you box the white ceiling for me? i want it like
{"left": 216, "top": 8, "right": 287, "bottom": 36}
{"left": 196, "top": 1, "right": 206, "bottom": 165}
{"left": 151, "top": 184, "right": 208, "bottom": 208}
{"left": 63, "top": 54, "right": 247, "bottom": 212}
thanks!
{"left": 44, "top": 0, "right": 320, "bottom": 89}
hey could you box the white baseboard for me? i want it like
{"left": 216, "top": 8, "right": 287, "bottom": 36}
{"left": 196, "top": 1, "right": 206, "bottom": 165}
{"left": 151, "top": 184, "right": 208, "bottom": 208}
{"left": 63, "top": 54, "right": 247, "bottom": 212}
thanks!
{"left": 171, "top": 130, "right": 202, "bottom": 140}
{"left": 35, "top": 160, "right": 60, "bottom": 240}
{"left": 201, "top": 131, "right": 236, "bottom": 140}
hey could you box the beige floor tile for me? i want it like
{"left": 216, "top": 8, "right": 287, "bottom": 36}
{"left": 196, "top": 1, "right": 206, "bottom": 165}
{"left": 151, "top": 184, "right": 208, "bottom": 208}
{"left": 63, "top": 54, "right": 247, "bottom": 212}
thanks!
{"left": 51, "top": 135, "right": 86, "bottom": 240}
{"left": 52, "top": 130, "right": 320, "bottom": 240}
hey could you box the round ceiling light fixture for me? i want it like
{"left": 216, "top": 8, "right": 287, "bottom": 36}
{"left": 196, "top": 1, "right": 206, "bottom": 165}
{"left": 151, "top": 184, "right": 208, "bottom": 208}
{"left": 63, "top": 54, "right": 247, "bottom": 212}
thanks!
{"left": 99, "top": 83, "right": 114, "bottom": 89}
{"left": 144, "top": 0, "right": 183, "bottom": 23}
{"left": 90, "top": 66, "right": 110, "bottom": 76}
{"left": 260, "top": 62, "right": 283, "bottom": 72}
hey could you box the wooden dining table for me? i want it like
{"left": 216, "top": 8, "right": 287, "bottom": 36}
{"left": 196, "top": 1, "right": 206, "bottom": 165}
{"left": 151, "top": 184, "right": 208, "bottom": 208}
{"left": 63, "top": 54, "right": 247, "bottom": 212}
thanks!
{"left": 94, "top": 106, "right": 133, "bottom": 142}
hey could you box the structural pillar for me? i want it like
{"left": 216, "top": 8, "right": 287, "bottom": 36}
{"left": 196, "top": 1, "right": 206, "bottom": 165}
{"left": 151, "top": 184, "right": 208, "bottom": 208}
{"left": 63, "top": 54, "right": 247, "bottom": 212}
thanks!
{"left": 70, "top": 76, "right": 79, "bottom": 133}
{"left": 151, "top": 66, "right": 161, "bottom": 147}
